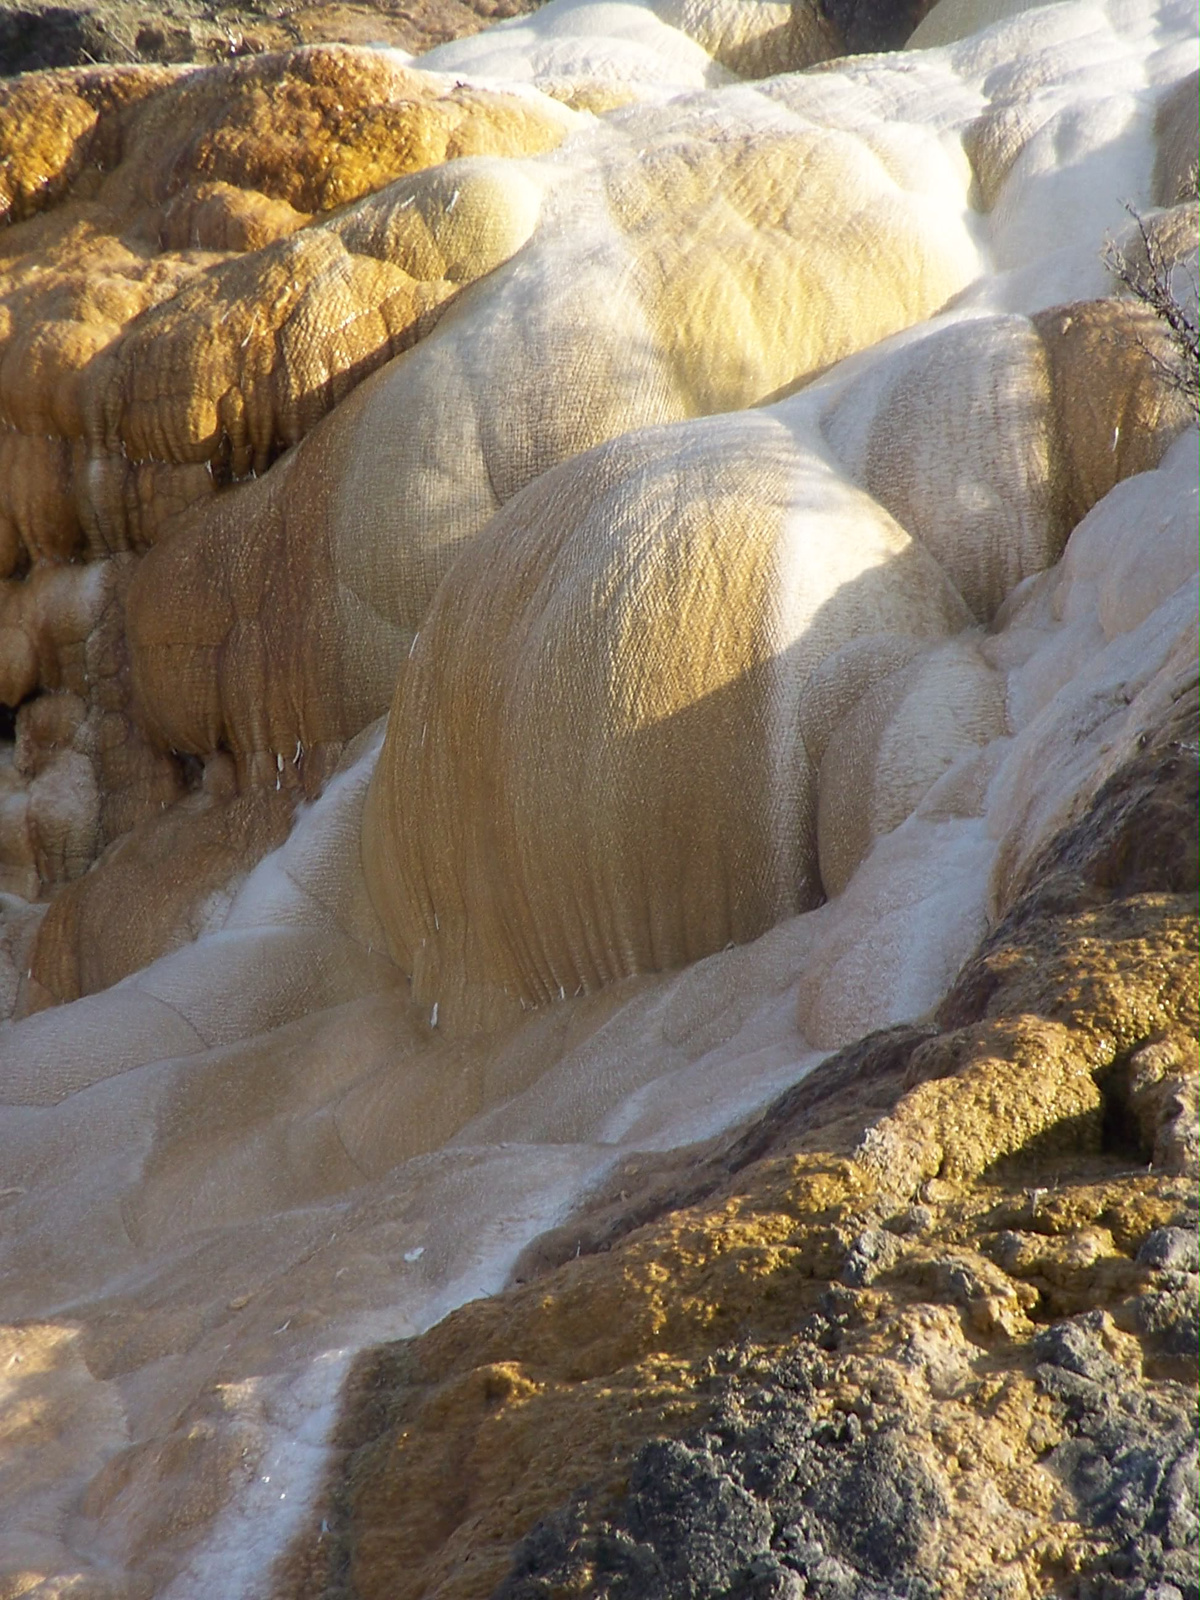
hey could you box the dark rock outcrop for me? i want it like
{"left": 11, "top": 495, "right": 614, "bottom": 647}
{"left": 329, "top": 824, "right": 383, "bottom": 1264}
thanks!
{"left": 275, "top": 685, "right": 1198, "bottom": 1600}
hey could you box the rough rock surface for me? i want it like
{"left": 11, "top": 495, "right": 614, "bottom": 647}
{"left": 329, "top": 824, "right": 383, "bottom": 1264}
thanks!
{"left": 283, "top": 687, "right": 1199, "bottom": 1600}
{"left": 0, "top": 0, "right": 547, "bottom": 74}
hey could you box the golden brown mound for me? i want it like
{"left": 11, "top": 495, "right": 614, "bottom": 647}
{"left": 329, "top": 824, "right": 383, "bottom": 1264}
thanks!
{"left": 0, "top": 46, "right": 558, "bottom": 225}
{"left": 1033, "top": 292, "right": 1199, "bottom": 532}
{"left": 0, "top": 51, "right": 570, "bottom": 562}
{"left": 361, "top": 417, "right": 974, "bottom": 1034}
{"left": 279, "top": 682, "right": 1198, "bottom": 1600}
{"left": 102, "top": 96, "right": 987, "bottom": 983}
{"left": 358, "top": 295, "right": 1189, "bottom": 1034}
{"left": 0, "top": 46, "right": 570, "bottom": 933}
{"left": 20, "top": 770, "right": 295, "bottom": 1011}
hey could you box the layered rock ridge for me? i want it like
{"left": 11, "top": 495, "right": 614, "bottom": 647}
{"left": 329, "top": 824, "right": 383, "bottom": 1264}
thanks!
{"left": 282, "top": 682, "right": 1199, "bottom": 1600}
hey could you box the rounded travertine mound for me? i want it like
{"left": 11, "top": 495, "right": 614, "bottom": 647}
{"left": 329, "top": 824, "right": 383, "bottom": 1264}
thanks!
{"left": 125, "top": 98, "right": 983, "bottom": 792}
{"left": 359, "top": 281, "right": 1194, "bottom": 1035}
{"left": 649, "top": 0, "right": 839, "bottom": 75}
{"left": 0, "top": 46, "right": 567, "bottom": 229}
{"left": 817, "top": 313, "right": 1066, "bottom": 622}
{"left": 907, "top": 0, "right": 1047, "bottom": 48}
{"left": 815, "top": 635, "right": 1006, "bottom": 895}
{"left": 413, "top": 0, "right": 742, "bottom": 93}
{"left": 0, "top": 53, "right": 575, "bottom": 564}
{"left": 80, "top": 153, "right": 558, "bottom": 550}
{"left": 0, "top": 62, "right": 179, "bottom": 228}
{"left": 22, "top": 775, "right": 295, "bottom": 1011}
{"left": 27, "top": 270, "right": 1191, "bottom": 1006}
{"left": 10, "top": 0, "right": 1189, "bottom": 979}
{"left": 417, "top": 0, "right": 935, "bottom": 95}
{"left": 1033, "top": 293, "right": 1199, "bottom": 529}
{"left": 110, "top": 31, "right": 1192, "bottom": 841}
{"left": 362, "top": 413, "right": 973, "bottom": 1033}
{"left": 817, "top": 298, "right": 1195, "bottom": 622}
{"left": 0, "top": 47, "right": 574, "bottom": 911}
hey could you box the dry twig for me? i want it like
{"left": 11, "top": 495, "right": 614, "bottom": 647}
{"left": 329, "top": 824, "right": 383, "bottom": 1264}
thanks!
{"left": 1103, "top": 200, "right": 1199, "bottom": 420}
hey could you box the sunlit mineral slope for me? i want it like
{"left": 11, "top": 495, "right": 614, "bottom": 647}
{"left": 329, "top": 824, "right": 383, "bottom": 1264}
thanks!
{"left": 0, "top": 0, "right": 1195, "bottom": 1594}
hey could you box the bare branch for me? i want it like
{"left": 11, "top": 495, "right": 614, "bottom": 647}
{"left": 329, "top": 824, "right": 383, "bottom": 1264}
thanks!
{"left": 1102, "top": 202, "right": 1199, "bottom": 419}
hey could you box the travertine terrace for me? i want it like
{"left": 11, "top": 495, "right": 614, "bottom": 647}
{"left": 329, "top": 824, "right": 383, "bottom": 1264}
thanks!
{"left": 0, "top": 0, "right": 1195, "bottom": 1594}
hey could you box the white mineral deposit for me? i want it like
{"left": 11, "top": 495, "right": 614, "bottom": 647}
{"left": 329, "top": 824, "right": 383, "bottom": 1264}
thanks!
{"left": 0, "top": 0, "right": 1195, "bottom": 1592}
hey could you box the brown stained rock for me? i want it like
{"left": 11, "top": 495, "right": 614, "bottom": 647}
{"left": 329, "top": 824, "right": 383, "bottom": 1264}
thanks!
{"left": 0, "top": 47, "right": 569, "bottom": 546}
{"left": 0, "top": 44, "right": 570, "bottom": 917}
{"left": 0, "top": 0, "right": 550, "bottom": 77}
{"left": 0, "top": 52, "right": 571, "bottom": 560}
{"left": 0, "top": 60, "right": 177, "bottom": 226}
{"left": 275, "top": 679, "right": 1199, "bottom": 1600}
{"left": 22, "top": 776, "right": 295, "bottom": 1009}
{"left": 83, "top": 95, "right": 562, "bottom": 500}
{"left": 1032, "top": 293, "right": 1198, "bottom": 535}
{"left": 0, "top": 49, "right": 571, "bottom": 573}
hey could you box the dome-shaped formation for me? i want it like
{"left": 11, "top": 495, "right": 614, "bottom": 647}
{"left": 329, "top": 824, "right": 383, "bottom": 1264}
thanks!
{"left": 123, "top": 90, "right": 985, "bottom": 792}
{"left": 0, "top": 50, "right": 576, "bottom": 563}
{"left": 362, "top": 414, "right": 971, "bottom": 1031}
{"left": 361, "top": 290, "right": 1190, "bottom": 1032}
{"left": 6, "top": 0, "right": 1193, "bottom": 1009}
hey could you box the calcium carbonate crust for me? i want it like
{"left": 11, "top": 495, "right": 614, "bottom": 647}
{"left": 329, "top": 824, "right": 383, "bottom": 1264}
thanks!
{"left": 0, "top": 0, "right": 1195, "bottom": 1595}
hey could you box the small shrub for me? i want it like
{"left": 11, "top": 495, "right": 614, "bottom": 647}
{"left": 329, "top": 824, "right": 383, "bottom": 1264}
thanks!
{"left": 1103, "top": 202, "right": 1199, "bottom": 420}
